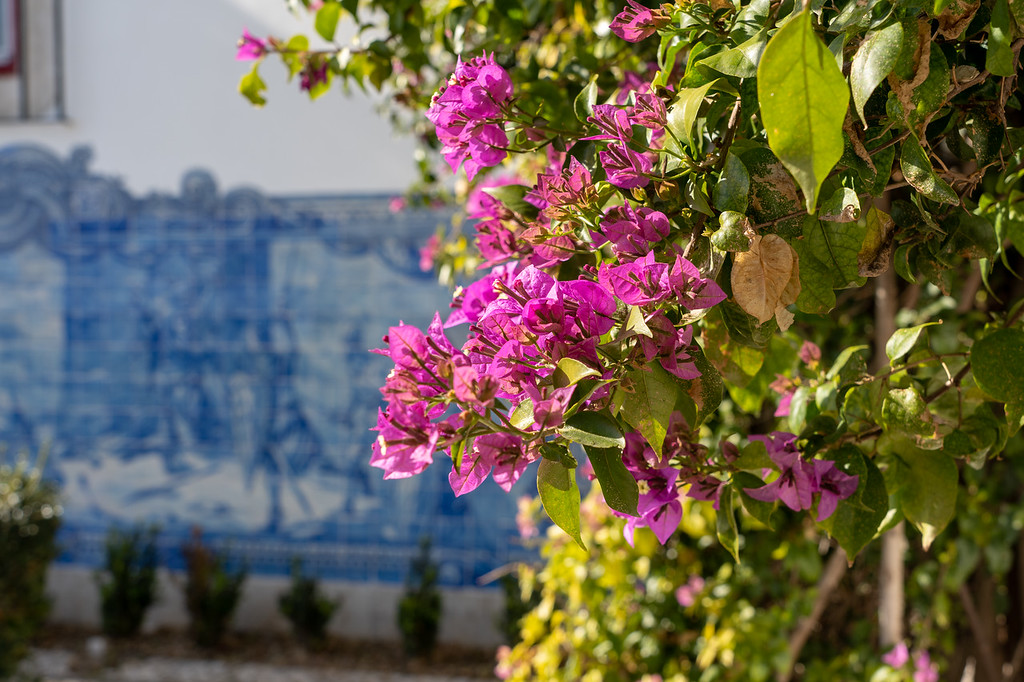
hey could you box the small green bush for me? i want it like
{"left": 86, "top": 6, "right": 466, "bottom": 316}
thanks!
{"left": 96, "top": 524, "right": 160, "bottom": 637}
{"left": 181, "top": 527, "right": 246, "bottom": 648}
{"left": 397, "top": 537, "right": 442, "bottom": 659}
{"left": 278, "top": 559, "right": 339, "bottom": 649}
{"left": 0, "top": 450, "right": 62, "bottom": 677}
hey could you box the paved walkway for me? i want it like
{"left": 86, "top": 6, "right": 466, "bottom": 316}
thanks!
{"left": 22, "top": 649, "right": 491, "bottom": 682}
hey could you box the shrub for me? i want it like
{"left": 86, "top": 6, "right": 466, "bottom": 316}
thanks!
{"left": 278, "top": 559, "right": 339, "bottom": 649}
{"left": 96, "top": 524, "right": 160, "bottom": 638}
{"left": 397, "top": 537, "right": 442, "bottom": 659}
{"left": 0, "top": 450, "right": 62, "bottom": 677}
{"left": 181, "top": 527, "right": 246, "bottom": 648}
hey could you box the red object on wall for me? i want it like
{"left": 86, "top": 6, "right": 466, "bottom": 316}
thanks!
{"left": 0, "top": 0, "right": 19, "bottom": 76}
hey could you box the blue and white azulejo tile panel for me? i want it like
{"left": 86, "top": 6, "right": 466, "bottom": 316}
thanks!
{"left": 0, "top": 144, "right": 534, "bottom": 586}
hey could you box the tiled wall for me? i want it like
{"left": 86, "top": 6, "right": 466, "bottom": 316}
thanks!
{"left": 0, "top": 145, "right": 533, "bottom": 587}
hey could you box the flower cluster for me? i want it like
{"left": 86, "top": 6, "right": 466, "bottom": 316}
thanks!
{"left": 372, "top": 51, "right": 853, "bottom": 549}
{"left": 743, "top": 432, "right": 858, "bottom": 521}
{"left": 426, "top": 55, "right": 514, "bottom": 179}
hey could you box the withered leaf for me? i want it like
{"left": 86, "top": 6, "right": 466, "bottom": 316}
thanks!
{"left": 731, "top": 234, "right": 801, "bottom": 326}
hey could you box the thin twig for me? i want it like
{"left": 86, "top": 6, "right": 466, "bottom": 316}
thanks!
{"left": 780, "top": 548, "right": 848, "bottom": 682}
{"left": 959, "top": 584, "right": 1003, "bottom": 682}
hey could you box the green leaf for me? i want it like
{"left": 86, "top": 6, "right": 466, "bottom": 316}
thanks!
{"left": 537, "top": 459, "right": 585, "bottom": 550}
{"left": 850, "top": 22, "right": 903, "bottom": 127}
{"left": 792, "top": 216, "right": 867, "bottom": 314}
{"left": 698, "top": 31, "right": 763, "bottom": 78}
{"left": 886, "top": 321, "right": 941, "bottom": 363}
{"left": 681, "top": 345, "right": 724, "bottom": 426}
{"left": 819, "top": 187, "right": 861, "bottom": 223}
{"left": 667, "top": 81, "right": 717, "bottom": 150}
{"left": 734, "top": 471, "right": 776, "bottom": 529}
{"left": 1006, "top": 401, "right": 1024, "bottom": 438}
{"left": 890, "top": 439, "right": 958, "bottom": 549}
{"left": 716, "top": 485, "right": 741, "bottom": 562}
{"left": 585, "top": 446, "right": 639, "bottom": 517}
{"left": 574, "top": 76, "right": 599, "bottom": 123}
{"left": 971, "top": 329, "right": 1024, "bottom": 403}
{"left": 554, "top": 357, "right": 601, "bottom": 388}
{"left": 757, "top": 10, "right": 850, "bottom": 212}
{"left": 820, "top": 447, "right": 888, "bottom": 558}
{"left": 616, "top": 363, "right": 696, "bottom": 456}
{"left": 826, "top": 345, "right": 870, "bottom": 381}
{"left": 510, "top": 398, "right": 535, "bottom": 430}
{"left": 881, "top": 387, "right": 934, "bottom": 437}
{"left": 239, "top": 64, "right": 267, "bottom": 107}
{"left": 712, "top": 211, "right": 754, "bottom": 252}
{"left": 900, "top": 135, "right": 959, "bottom": 205}
{"left": 623, "top": 305, "right": 653, "bottom": 339}
{"left": 733, "top": 439, "right": 772, "bottom": 470}
{"left": 987, "top": 0, "right": 1016, "bottom": 77}
{"left": 558, "top": 411, "right": 626, "bottom": 449}
{"left": 713, "top": 153, "right": 750, "bottom": 214}
{"left": 315, "top": 2, "right": 342, "bottom": 42}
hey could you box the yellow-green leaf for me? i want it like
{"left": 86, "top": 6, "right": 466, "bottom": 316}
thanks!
{"left": 757, "top": 10, "right": 850, "bottom": 212}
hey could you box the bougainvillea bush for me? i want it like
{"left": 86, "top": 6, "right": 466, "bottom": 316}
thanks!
{"left": 242, "top": 0, "right": 1024, "bottom": 676}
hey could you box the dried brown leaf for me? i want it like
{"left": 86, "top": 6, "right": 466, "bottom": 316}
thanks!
{"left": 731, "top": 234, "right": 801, "bottom": 324}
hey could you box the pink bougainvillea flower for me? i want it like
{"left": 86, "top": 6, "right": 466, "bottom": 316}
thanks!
{"left": 610, "top": 0, "right": 672, "bottom": 42}
{"left": 882, "top": 641, "right": 909, "bottom": 668}
{"left": 913, "top": 652, "right": 939, "bottom": 682}
{"left": 813, "top": 459, "right": 859, "bottom": 521}
{"left": 236, "top": 30, "right": 267, "bottom": 61}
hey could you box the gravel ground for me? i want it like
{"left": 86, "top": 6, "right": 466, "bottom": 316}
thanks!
{"left": 21, "top": 648, "right": 492, "bottom": 682}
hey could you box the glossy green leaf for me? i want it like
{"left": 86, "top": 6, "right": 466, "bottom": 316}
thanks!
{"left": 537, "top": 459, "right": 585, "bottom": 550}
{"left": 667, "top": 81, "right": 717, "bottom": 150}
{"left": 554, "top": 357, "right": 601, "bottom": 388}
{"left": 617, "top": 363, "right": 696, "bottom": 456}
{"left": 890, "top": 439, "right": 958, "bottom": 549}
{"left": 315, "top": 2, "right": 342, "bottom": 42}
{"left": 850, "top": 22, "right": 903, "bottom": 126}
{"left": 900, "top": 136, "right": 959, "bottom": 205}
{"left": 716, "top": 485, "right": 741, "bottom": 562}
{"left": 558, "top": 411, "right": 626, "bottom": 450}
{"left": 510, "top": 398, "right": 535, "bottom": 430}
{"left": 757, "top": 10, "right": 849, "bottom": 212}
{"left": 971, "top": 328, "right": 1024, "bottom": 403}
{"left": 574, "top": 76, "right": 598, "bottom": 123}
{"left": 713, "top": 153, "right": 750, "bottom": 214}
{"left": 885, "top": 321, "right": 941, "bottom": 363}
{"left": 987, "top": 0, "right": 1016, "bottom": 77}
{"left": 623, "top": 305, "right": 653, "bottom": 338}
{"left": 585, "top": 446, "right": 639, "bottom": 517}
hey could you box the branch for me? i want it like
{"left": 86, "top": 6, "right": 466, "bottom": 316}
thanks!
{"left": 779, "top": 548, "right": 848, "bottom": 682}
{"left": 959, "top": 584, "right": 1003, "bottom": 682}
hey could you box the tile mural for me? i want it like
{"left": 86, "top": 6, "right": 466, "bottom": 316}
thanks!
{"left": 0, "top": 145, "right": 534, "bottom": 586}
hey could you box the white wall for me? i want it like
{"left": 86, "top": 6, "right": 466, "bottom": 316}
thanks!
{"left": 0, "top": 0, "right": 417, "bottom": 196}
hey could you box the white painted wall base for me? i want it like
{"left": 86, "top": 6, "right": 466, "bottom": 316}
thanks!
{"left": 46, "top": 565, "right": 505, "bottom": 649}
